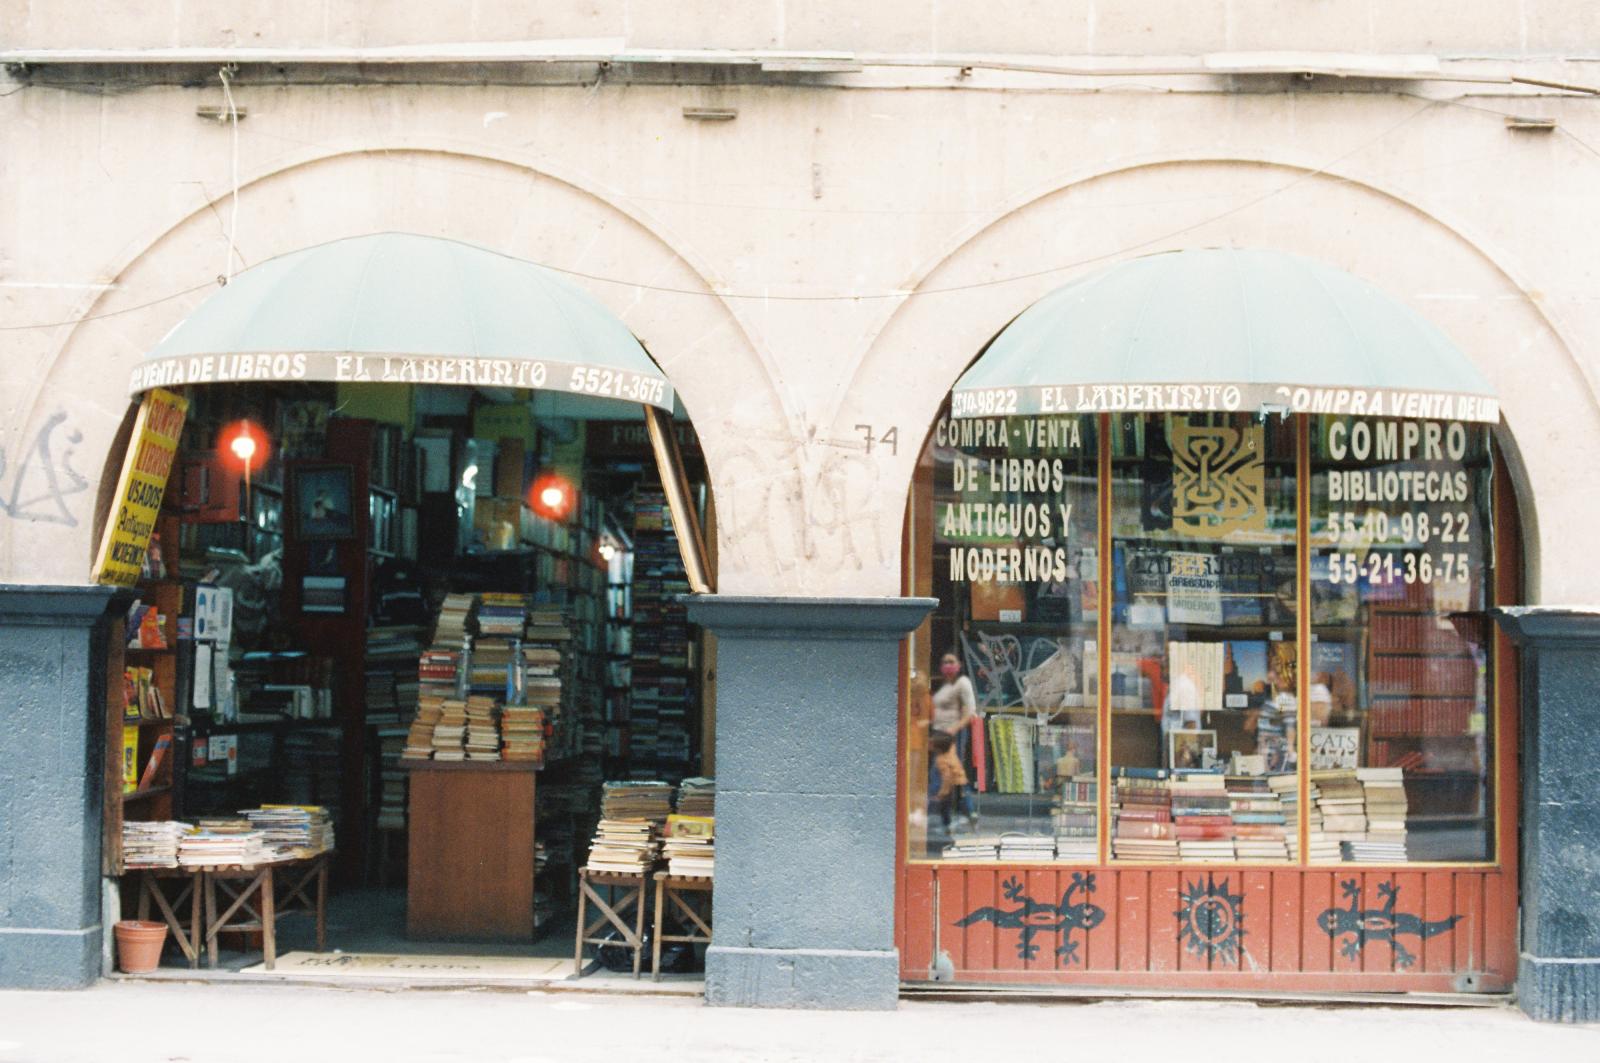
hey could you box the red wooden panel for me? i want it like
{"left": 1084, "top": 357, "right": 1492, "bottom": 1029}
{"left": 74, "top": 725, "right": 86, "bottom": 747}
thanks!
{"left": 1176, "top": 870, "right": 1209, "bottom": 972}
{"left": 1330, "top": 869, "right": 1365, "bottom": 976}
{"left": 1117, "top": 869, "right": 1149, "bottom": 971}
{"left": 1082, "top": 869, "right": 1118, "bottom": 972}
{"left": 955, "top": 867, "right": 983, "bottom": 974}
{"left": 901, "top": 866, "right": 935, "bottom": 977}
{"left": 1239, "top": 871, "right": 1274, "bottom": 974}
{"left": 992, "top": 868, "right": 1029, "bottom": 976}
{"left": 1455, "top": 873, "right": 1484, "bottom": 975}
{"left": 1026, "top": 868, "right": 1057, "bottom": 974}
{"left": 1483, "top": 871, "right": 1513, "bottom": 981}
{"left": 942, "top": 868, "right": 978, "bottom": 974}
{"left": 1300, "top": 872, "right": 1334, "bottom": 973}
{"left": 1148, "top": 870, "right": 1181, "bottom": 974}
{"left": 1388, "top": 870, "right": 1427, "bottom": 973}
{"left": 1270, "top": 870, "right": 1301, "bottom": 972}
{"left": 1422, "top": 871, "right": 1456, "bottom": 973}
{"left": 1360, "top": 873, "right": 1395, "bottom": 974}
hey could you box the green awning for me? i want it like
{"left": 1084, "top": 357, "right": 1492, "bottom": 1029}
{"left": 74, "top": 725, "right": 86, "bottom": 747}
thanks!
{"left": 128, "top": 232, "right": 674, "bottom": 411}
{"left": 951, "top": 249, "right": 1499, "bottom": 423}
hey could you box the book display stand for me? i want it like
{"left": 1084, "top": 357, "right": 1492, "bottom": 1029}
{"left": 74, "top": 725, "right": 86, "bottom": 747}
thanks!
{"left": 573, "top": 869, "right": 650, "bottom": 978}
{"left": 651, "top": 872, "right": 713, "bottom": 983}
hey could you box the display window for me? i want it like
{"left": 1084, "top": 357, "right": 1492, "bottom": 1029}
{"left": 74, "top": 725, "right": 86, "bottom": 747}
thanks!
{"left": 906, "top": 407, "right": 1500, "bottom": 869}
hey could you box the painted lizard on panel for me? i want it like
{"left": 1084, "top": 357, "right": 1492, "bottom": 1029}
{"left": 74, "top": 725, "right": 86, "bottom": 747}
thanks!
{"left": 1317, "top": 879, "right": 1462, "bottom": 968}
{"left": 955, "top": 872, "right": 1105, "bottom": 964}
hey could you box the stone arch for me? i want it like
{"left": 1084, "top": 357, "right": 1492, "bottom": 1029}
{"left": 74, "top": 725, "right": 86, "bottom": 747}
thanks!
{"left": 838, "top": 156, "right": 1599, "bottom": 603}
{"left": 8, "top": 142, "right": 787, "bottom": 589}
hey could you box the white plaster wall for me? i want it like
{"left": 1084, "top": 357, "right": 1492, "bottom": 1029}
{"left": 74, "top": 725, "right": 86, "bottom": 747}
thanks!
{"left": 2, "top": 70, "right": 1598, "bottom": 601}
{"left": 4, "top": 1, "right": 1599, "bottom": 56}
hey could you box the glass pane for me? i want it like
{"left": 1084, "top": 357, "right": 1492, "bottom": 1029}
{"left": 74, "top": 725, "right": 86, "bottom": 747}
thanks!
{"left": 1108, "top": 413, "right": 1299, "bottom": 864}
{"left": 1309, "top": 416, "right": 1494, "bottom": 863}
{"left": 910, "top": 408, "right": 1100, "bottom": 862}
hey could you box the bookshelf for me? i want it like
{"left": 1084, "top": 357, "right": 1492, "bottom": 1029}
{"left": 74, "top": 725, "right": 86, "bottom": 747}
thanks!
{"left": 628, "top": 485, "right": 697, "bottom": 781}
{"left": 1364, "top": 592, "right": 1488, "bottom": 822}
{"left": 104, "top": 507, "right": 187, "bottom": 875}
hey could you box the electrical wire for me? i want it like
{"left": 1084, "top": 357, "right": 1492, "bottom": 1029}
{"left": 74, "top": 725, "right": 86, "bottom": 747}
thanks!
{"left": 219, "top": 65, "right": 241, "bottom": 283}
{"left": 0, "top": 93, "right": 1488, "bottom": 327}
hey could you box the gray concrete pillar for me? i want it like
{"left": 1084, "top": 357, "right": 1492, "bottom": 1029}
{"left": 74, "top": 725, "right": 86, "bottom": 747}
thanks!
{"left": 0, "top": 585, "right": 123, "bottom": 988}
{"left": 684, "top": 595, "right": 935, "bottom": 1010}
{"left": 1494, "top": 607, "right": 1600, "bottom": 1022}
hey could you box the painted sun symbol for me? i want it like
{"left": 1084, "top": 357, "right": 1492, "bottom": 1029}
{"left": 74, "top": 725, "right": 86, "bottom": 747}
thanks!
{"left": 1176, "top": 877, "right": 1246, "bottom": 964}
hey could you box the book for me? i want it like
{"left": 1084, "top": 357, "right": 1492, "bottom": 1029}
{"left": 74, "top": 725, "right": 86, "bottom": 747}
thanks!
{"left": 136, "top": 734, "right": 171, "bottom": 792}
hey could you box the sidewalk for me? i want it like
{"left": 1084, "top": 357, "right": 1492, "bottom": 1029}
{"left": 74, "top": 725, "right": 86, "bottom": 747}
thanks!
{"left": 1, "top": 982, "right": 1598, "bottom": 1063}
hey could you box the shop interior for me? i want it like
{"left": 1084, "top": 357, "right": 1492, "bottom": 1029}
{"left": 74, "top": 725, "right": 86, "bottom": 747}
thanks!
{"left": 105, "top": 380, "right": 716, "bottom": 980}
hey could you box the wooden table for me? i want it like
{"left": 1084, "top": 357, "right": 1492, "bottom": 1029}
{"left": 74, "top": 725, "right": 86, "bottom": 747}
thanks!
{"left": 574, "top": 869, "right": 650, "bottom": 979}
{"left": 134, "top": 867, "right": 203, "bottom": 968}
{"left": 405, "top": 761, "right": 538, "bottom": 941}
{"left": 197, "top": 850, "right": 331, "bottom": 970}
{"left": 651, "top": 872, "right": 713, "bottom": 982}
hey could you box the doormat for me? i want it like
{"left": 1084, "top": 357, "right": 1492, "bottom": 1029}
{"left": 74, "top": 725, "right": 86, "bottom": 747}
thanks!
{"left": 241, "top": 951, "right": 570, "bottom": 981}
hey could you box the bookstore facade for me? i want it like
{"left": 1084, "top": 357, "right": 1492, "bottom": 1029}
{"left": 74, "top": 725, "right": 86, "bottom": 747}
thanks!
{"left": 6, "top": 35, "right": 1600, "bottom": 1022}
{"left": 896, "top": 250, "right": 1521, "bottom": 994}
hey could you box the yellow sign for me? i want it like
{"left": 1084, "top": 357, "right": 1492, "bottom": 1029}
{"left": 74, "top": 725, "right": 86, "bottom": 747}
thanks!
{"left": 1171, "top": 420, "right": 1265, "bottom": 537}
{"left": 92, "top": 388, "right": 189, "bottom": 587}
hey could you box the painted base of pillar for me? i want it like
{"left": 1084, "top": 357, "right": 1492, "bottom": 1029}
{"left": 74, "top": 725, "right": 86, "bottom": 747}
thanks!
{"left": 0, "top": 927, "right": 103, "bottom": 989}
{"left": 705, "top": 945, "right": 900, "bottom": 1010}
{"left": 1519, "top": 955, "right": 1600, "bottom": 1023}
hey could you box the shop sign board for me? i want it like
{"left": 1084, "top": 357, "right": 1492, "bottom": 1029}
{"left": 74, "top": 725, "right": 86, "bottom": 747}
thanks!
{"left": 951, "top": 382, "right": 1500, "bottom": 424}
{"left": 92, "top": 387, "right": 189, "bottom": 587}
{"left": 128, "top": 352, "right": 674, "bottom": 411}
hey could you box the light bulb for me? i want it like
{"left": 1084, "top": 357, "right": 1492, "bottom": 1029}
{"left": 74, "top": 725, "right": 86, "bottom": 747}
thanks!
{"left": 229, "top": 432, "right": 257, "bottom": 463}
{"left": 540, "top": 485, "right": 565, "bottom": 509}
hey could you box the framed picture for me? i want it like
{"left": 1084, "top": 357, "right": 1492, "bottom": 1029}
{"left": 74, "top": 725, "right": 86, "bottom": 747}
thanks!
{"left": 293, "top": 464, "right": 356, "bottom": 540}
{"left": 1167, "top": 728, "right": 1218, "bottom": 771}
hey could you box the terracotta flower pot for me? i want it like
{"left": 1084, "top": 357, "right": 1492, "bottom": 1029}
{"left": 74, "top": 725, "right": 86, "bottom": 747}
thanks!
{"left": 114, "top": 919, "right": 168, "bottom": 973}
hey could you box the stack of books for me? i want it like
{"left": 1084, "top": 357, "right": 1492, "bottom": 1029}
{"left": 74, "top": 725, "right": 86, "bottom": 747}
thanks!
{"left": 431, "top": 699, "right": 467, "bottom": 761}
{"left": 998, "top": 834, "right": 1057, "bottom": 862}
{"left": 242, "top": 805, "right": 334, "bottom": 859}
{"left": 470, "top": 639, "right": 517, "bottom": 699}
{"left": 600, "top": 780, "right": 674, "bottom": 821}
{"left": 1112, "top": 769, "right": 1178, "bottom": 861}
{"left": 1052, "top": 776, "right": 1098, "bottom": 861}
{"left": 417, "top": 648, "right": 460, "bottom": 695}
{"left": 433, "top": 593, "right": 474, "bottom": 648}
{"left": 123, "top": 820, "right": 190, "bottom": 869}
{"left": 402, "top": 693, "right": 444, "bottom": 760}
{"left": 585, "top": 819, "right": 659, "bottom": 874}
{"left": 1301, "top": 776, "right": 1340, "bottom": 861}
{"left": 1172, "top": 774, "right": 1235, "bottom": 862}
{"left": 1313, "top": 769, "right": 1368, "bottom": 854}
{"left": 676, "top": 777, "right": 716, "bottom": 817}
{"left": 475, "top": 593, "right": 527, "bottom": 637}
{"left": 501, "top": 705, "right": 545, "bottom": 763}
{"left": 1351, "top": 767, "right": 1409, "bottom": 861}
{"left": 663, "top": 813, "right": 715, "bottom": 877}
{"left": 464, "top": 694, "right": 500, "bottom": 761}
{"left": 178, "top": 820, "right": 268, "bottom": 867}
{"left": 1227, "top": 776, "right": 1290, "bottom": 861}
{"left": 941, "top": 837, "right": 1000, "bottom": 861}
{"left": 523, "top": 607, "right": 569, "bottom": 757}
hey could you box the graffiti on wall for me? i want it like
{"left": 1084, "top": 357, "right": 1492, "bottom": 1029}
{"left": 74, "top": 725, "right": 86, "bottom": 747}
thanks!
{"left": 0, "top": 412, "right": 89, "bottom": 526}
{"left": 1317, "top": 879, "right": 1462, "bottom": 968}
{"left": 717, "top": 435, "right": 886, "bottom": 579}
{"left": 955, "top": 873, "right": 1105, "bottom": 964}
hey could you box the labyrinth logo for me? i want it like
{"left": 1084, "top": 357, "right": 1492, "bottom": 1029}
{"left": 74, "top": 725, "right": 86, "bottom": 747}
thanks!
{"left": 1177, "top": 876, "right": 1246, "bottom": 963}
{"left": 1170, "top": 420, "right": 1265, "bottom": 536}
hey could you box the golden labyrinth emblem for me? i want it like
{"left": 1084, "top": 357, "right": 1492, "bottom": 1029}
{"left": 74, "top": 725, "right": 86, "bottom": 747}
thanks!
{"left": 1171, "top": 421, "right": 1265, "bottom": 536}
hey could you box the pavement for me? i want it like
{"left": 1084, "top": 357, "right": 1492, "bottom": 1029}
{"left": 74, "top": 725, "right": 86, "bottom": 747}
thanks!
{"left": 2, "top": 983, "right": 1600, "bottom": 1063}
